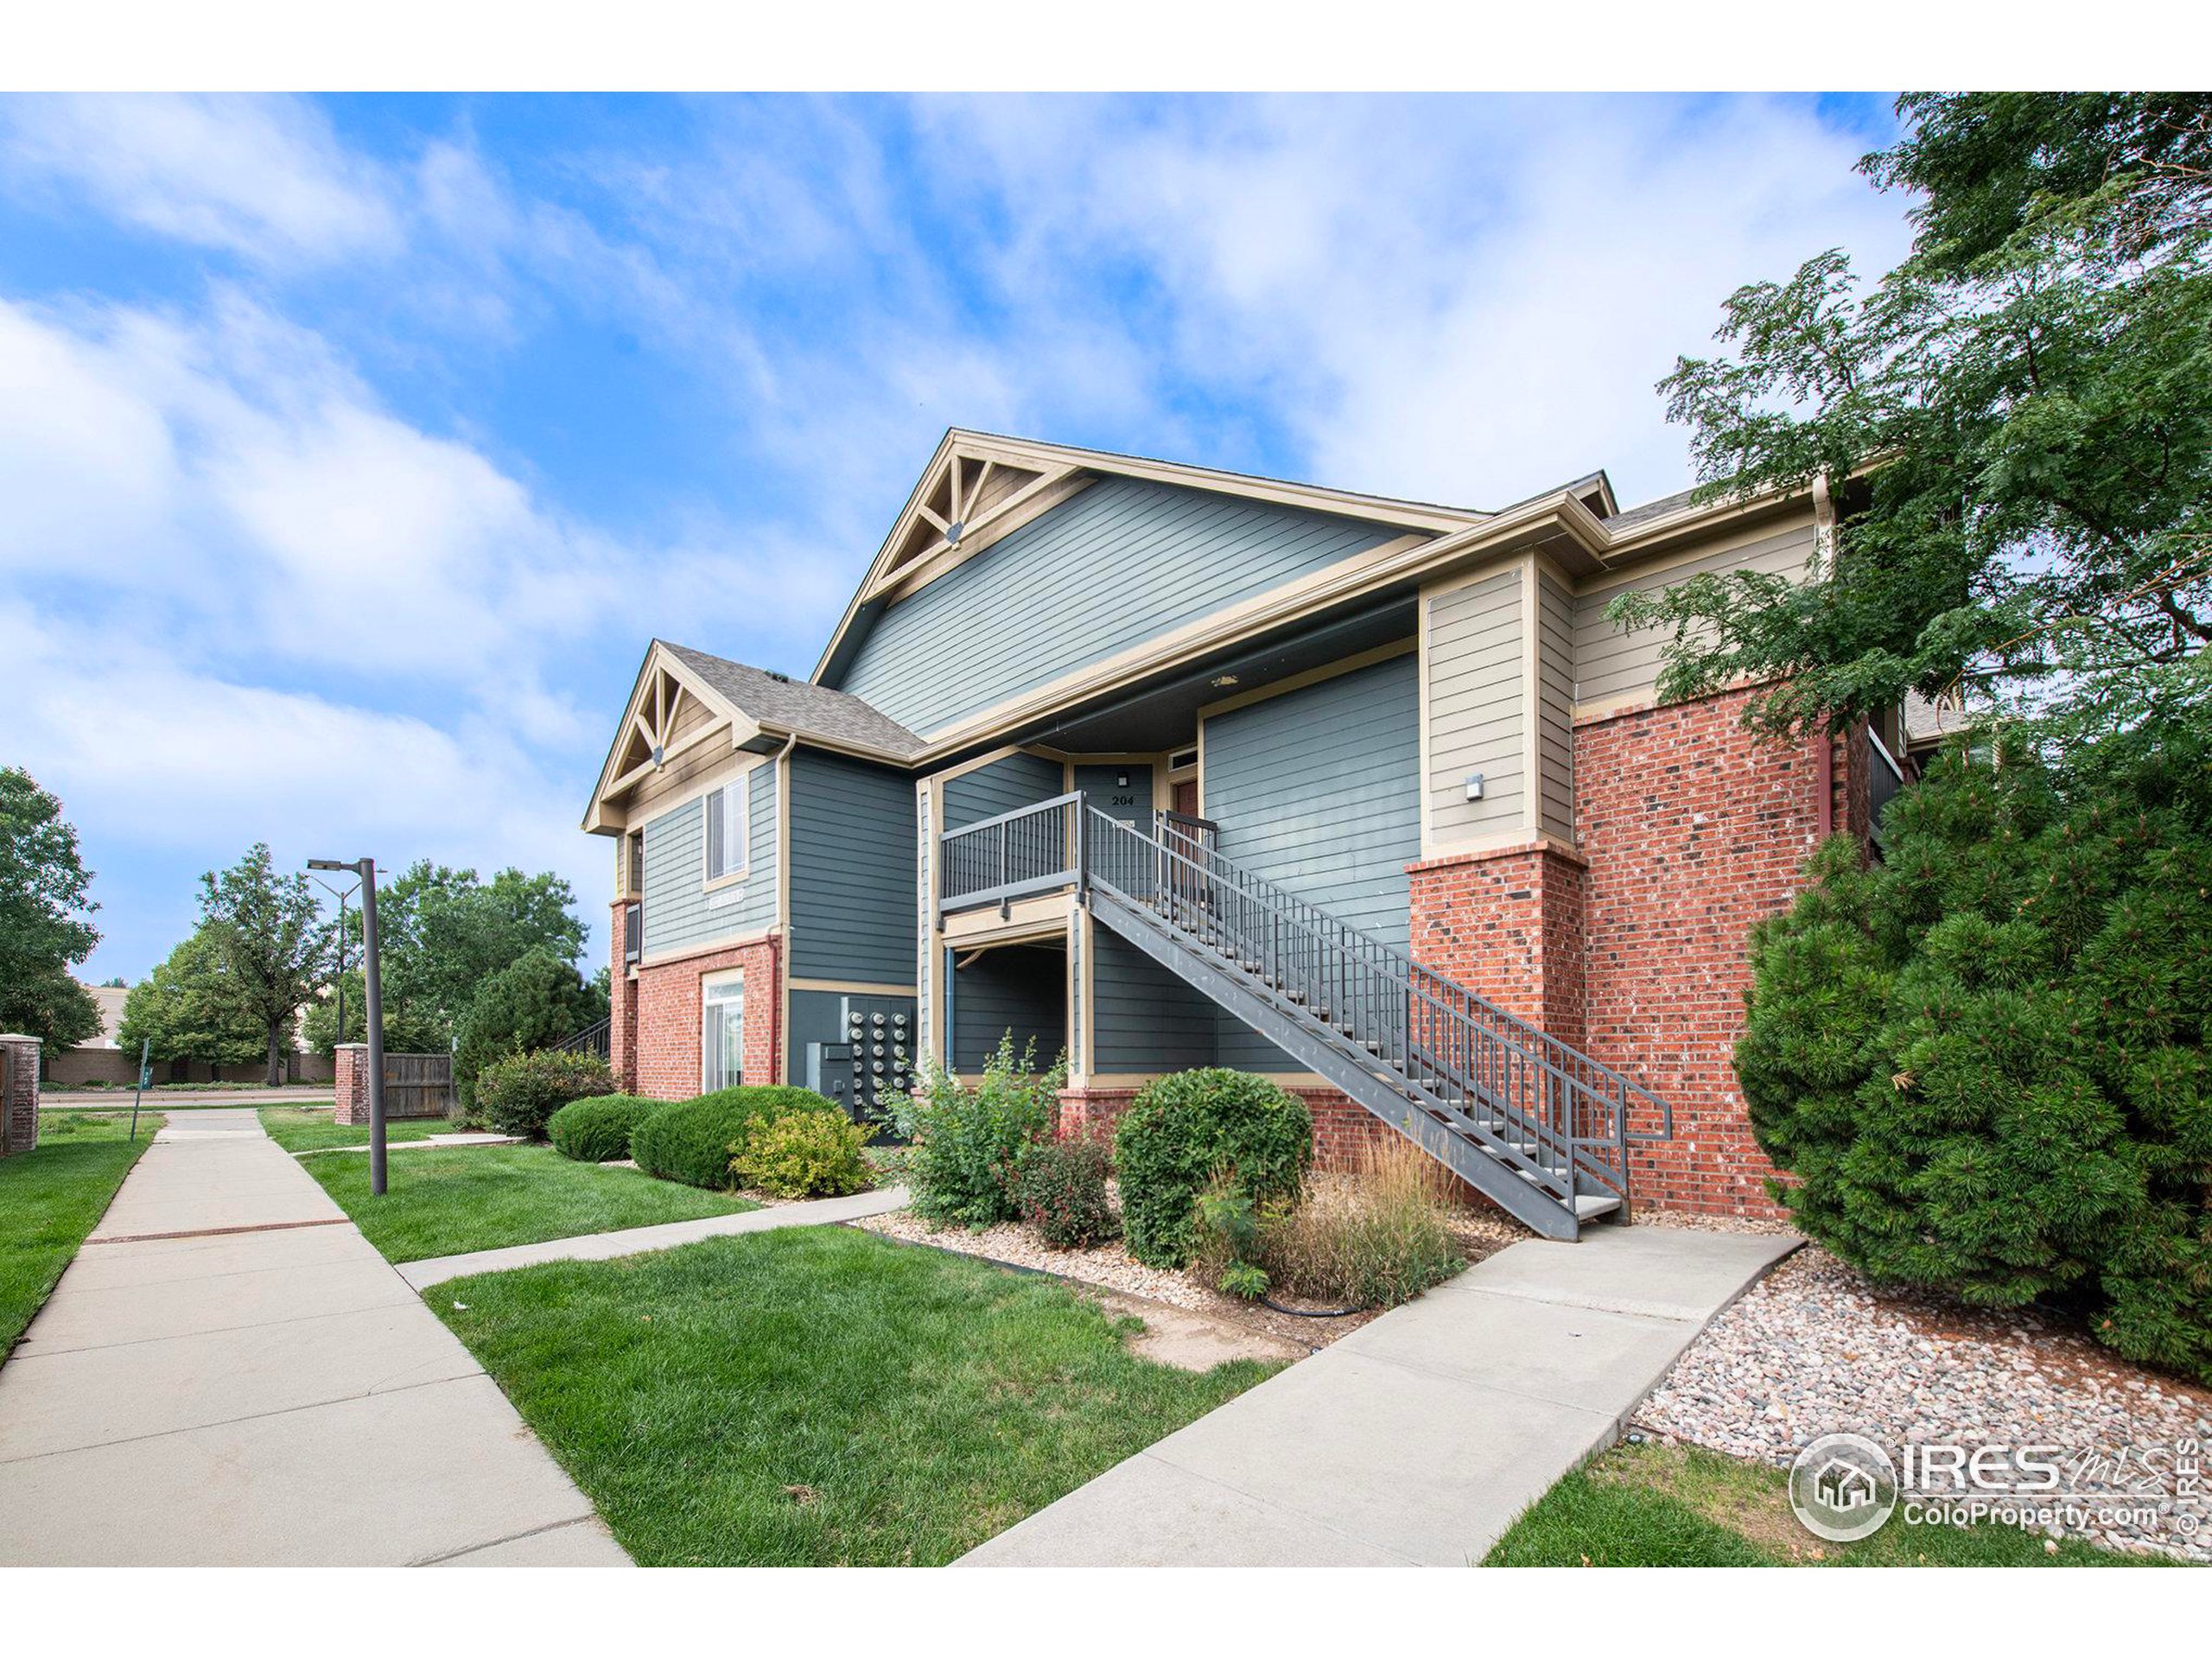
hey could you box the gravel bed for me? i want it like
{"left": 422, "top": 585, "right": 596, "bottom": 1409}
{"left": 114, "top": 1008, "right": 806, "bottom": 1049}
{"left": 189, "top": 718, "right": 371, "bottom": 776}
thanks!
{"left": 1637, "top": 1243, "right": 2212, "bottom": 1562}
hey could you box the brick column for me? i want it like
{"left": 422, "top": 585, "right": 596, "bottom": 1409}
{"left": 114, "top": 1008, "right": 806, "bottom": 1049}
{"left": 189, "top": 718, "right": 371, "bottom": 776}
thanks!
{"left": 1407, "top": 841, "right": 1588, "bottom": 1046}
{"left": 608, "top": 899, "right": 639, "bottom": 1095}
{"left": 1, "top": 1034, "right": 42, "bottom": 1155}
{"left": 333, "top": 1044, "right": 369, "bottom": 1127}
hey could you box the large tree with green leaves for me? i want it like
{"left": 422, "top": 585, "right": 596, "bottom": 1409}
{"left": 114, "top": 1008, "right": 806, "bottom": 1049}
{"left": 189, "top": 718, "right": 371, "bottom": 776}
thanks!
{"left": 1614, "top": 93, "right": 2212, "bottom": 746}
{"left": 118, "top": 929, "right": 268, "bottom": 1072}
{"left": 0, "top": 767, "right": 103, "bottom": 1048}
{"left": 196, "top": 844, "right": 333, "bottom": 1087}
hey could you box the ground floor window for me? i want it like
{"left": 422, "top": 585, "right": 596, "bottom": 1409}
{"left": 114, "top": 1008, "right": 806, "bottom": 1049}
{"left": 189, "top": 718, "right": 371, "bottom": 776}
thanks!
{"left": 702, "top": 970, "right": 745, "bottom": 1090}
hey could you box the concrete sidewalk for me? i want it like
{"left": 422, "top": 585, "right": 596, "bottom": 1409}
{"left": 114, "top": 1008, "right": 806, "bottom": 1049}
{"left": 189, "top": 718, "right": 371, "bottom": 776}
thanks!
{"left": 0, "top": 1108, "right": 629, "bottom": 1567}
{"left": 399, "top": 1185, "right": 912, "bottom": 1288}
{"left": 959, "top": 1224, "right": 1799, "bottom": 1567}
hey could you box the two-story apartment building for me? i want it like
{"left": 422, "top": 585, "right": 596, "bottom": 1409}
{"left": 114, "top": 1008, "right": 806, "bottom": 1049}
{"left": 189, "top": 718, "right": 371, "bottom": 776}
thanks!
{"left": 585, "top": 431, "right": 1888, "bottom": 1239}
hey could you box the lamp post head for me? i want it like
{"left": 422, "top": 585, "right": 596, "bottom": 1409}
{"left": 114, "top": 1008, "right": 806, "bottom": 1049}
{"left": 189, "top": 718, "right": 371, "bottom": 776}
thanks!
{"left": 307, "top": 858, "right": 353, "bottom": 873}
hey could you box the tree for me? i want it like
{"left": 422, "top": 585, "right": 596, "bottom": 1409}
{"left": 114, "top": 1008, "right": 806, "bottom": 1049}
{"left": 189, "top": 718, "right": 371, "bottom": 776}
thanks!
{"left": 323, "top": 861, "right": 588, "bottom": 1050}
{"left": 300, "top": 968, "right": 445, "bottom": 1055}
{"left": 0, "top": 767, "right": 103, "bottom": 1048}
{"left": 119, "top": 930, "right": 267, "bottom": 1072}
{"left": 1739, "top": 728, "right": 2211, "bottom": 1384}
{"left": 196, "top": 844, "right": 332, "bottom": 1087}
{"left": 1615, "top": 93, "right": 2212, "bottom": 748}
{"left": 451, "top": 949, "right": 603, "bottom": 1109}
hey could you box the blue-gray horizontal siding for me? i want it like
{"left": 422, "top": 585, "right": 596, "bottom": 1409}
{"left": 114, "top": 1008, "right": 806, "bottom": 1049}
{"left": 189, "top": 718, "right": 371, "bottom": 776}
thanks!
{"left": 831, "top": 476, "right": 1405, "bottom": 735}
{"left": 640, "top": 767, "right": 778, "bottom": 957}
{"left": 1202, "top": 650, "right": 1421, "bottom": 951}
{"left": 1090, "top": 925, "right": 1218, "bottom": 1074}
{"left": 941, "top": 750, "right": 1065, "bottom": 830}
{"left": 951, "top": 944, "right": 1066, "bottom": 1071}
{"left": 787, "top": 748, "right": 917, "bottom": 984}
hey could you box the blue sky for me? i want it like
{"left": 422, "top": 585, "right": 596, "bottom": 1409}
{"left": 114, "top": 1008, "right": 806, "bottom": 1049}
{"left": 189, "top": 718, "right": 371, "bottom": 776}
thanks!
{"left": 0, "top": 92, "right": 1912, "bottom": 982}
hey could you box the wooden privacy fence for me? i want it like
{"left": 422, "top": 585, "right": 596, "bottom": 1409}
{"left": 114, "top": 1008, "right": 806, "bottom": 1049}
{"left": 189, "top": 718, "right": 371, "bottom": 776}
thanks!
{"left": 334, "top": 1046, "right": 454, "bottom": 1124}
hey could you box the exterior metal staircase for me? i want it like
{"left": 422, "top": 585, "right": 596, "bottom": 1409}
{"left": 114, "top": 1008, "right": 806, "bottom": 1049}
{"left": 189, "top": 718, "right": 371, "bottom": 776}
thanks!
{"left": 938, "top": 791, "right": 1674, "bottom": 1240}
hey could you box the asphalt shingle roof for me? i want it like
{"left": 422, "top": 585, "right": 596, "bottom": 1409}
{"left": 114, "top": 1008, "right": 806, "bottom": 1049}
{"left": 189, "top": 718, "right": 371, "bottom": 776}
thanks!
{"left": 661, "top": 641, "right": 926, "bottom": 761}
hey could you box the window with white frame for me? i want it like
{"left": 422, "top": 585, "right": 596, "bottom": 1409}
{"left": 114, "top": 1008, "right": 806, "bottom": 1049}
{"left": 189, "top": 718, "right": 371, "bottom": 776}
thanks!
{"left": 704, "top": 772, "right": 748, "bottom": 884}
{"left": 702, "top": 971, "right": 745, "bottom": 1090}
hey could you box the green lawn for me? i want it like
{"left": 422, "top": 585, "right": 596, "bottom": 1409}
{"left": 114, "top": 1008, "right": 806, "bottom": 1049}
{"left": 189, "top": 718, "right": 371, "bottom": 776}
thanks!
{"left": 1484, "top": 1441, "right": 2171, "bottom": 1567}
{"left": 437, "top": 1226, "right": 1277, "bottom": 1565}
{"left": 1, "top": 1111, "right": 164, "bottom": 1354}
{"left": 299, "top": 1142, "right": 758, "bottom": 1262}
{"left": 258, "top": 1106, "right": 467, "bottom": 1154}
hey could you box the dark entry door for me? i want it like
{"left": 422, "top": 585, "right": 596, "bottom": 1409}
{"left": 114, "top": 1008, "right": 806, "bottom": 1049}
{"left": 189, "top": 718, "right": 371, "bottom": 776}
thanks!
{"left": 1172, "top": 779, "right": 1198, "bottom": 817}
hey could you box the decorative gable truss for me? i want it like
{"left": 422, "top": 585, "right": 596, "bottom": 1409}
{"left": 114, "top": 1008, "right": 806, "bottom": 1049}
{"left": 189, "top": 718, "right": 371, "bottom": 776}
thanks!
{"left": 586, "top": 646, "right": 746, "bottom": 833}
{"left": 861, "top": 435, "right": 1090, "bottom": 604}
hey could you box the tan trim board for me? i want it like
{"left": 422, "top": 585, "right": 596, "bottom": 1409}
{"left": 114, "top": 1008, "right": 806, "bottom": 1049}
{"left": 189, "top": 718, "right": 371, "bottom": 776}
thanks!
{"left": 634, "top": 924, "right": 779, "bottom": 971}
{"left": 788, "top": 977, "right": 920, "bottom": 995}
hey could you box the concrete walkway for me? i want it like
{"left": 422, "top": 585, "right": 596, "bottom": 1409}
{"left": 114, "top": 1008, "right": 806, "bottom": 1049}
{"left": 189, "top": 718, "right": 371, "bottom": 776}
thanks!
{"left": 0, "top": 1108, "right": 630, "bottom": 1567}
{"left": 959, "top": 1224, "right": 1799, "bottom": 1567}
{"left": 399, "top": 1185, "right": 912, "bottom": 1288}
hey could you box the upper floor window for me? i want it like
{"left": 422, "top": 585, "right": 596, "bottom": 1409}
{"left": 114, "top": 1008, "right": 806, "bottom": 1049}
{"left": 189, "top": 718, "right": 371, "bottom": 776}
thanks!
{"left": 705, "top": 773, "right": 748, "bottom": 884}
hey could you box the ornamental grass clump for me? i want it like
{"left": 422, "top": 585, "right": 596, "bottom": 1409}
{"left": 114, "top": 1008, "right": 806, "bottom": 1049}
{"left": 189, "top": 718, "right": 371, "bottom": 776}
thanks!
{"left": 1256, "top": 1136, "right": 1462, "bottom": 1309}
{"left": 890, "top": 1033, "right": 1065, "bottom": 1229}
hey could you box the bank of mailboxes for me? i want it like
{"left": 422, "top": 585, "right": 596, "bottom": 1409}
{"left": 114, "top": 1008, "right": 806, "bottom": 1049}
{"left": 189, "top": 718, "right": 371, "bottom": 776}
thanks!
{"left": 832, "top": 1009, "right": 910, "bottom": 1116}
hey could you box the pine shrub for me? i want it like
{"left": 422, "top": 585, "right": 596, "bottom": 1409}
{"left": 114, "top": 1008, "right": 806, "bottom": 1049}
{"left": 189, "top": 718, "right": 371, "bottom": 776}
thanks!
{"left": 632, "top": 1084, "right": 841, "bottom": 1190}
{"left": 472, "top": 1050, "right": 614, "bottom": 1140}
{"left": 1115, "top": 1068, "right": 1311, "bottom": 1268}
{"left": 1742, "top": 725, "right": 2212, "bottom": 1383}
{"left": 547, "top": 1093, "right": 669, "bottom": 1163}
{"left": 733, "top": 1110, "right": 874, "bottom": 1198}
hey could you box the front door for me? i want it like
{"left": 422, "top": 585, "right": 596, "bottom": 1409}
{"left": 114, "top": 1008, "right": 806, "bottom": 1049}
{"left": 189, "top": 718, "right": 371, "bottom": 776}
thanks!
{"left": 1172, "top": 779, "right": 1198, "bottom": 817}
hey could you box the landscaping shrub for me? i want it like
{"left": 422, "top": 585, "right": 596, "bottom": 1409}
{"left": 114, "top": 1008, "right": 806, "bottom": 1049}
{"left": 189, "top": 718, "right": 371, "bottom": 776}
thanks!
{"left": 547, "top": 1093, "right": 670, "bottom": 1163}
{"left": 472, "top": 1050, "right": 614, "bottom": 1140}
{"left": 632, "top": 1085, "right": 840, "bottom": 1191}
{"left": 1009, "top": 1137, "right": 1116, "bottom": 1249}
{"left": 1255, "top": 1137, "right": 1461, "bottom": 1309}
{"left": 890, "top": 1033, "right": 1064, "bottom": 1229}
{"left": 1115, "top": 1068, "right": 1311, "bottom": 1268}
{"left": 732, "top": 1110, "right": 874, "bottom": 1198}
{"left": 1741, "top": 727, "right": 2212, "bottom": 1384}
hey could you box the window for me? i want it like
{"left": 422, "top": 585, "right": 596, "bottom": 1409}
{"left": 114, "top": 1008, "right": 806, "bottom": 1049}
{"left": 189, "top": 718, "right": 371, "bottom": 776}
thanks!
{"left": 702, "top": 972, "right": 745, "bottom": 1090}
{"left": 704, "top": 772, "right": 748, "bottom": 884}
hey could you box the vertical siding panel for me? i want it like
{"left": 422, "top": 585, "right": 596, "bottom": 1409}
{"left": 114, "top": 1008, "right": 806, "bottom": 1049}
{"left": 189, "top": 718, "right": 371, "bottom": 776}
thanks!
{"left": 1536, "top": 569, "right": 1577, "bottom": 842}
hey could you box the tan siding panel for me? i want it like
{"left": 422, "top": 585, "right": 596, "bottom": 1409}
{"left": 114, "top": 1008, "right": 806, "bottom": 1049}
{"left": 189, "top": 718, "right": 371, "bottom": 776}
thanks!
{"left": 1536, "top": 571, "right": 1576, "bottom": 841}
{"left": 1427, "top": 570, "right": 1524, "bottom": 843}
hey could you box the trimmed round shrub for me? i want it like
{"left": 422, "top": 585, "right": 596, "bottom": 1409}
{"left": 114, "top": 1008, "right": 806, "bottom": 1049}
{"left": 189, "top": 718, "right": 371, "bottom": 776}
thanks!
{"left": 733, "top": 1110, "right": 874, "bottom": 1198}
{"left": 472, "top": 1050, "right": 613, "bottom": 1140}
{"left": 632, "top": 1084, "right": 841, "bottom": 1190}
{"left": 1115, "top": 1068, "right": 1312, "bottom": 1268}
{"left": 1010, "top": 1136, "right": 1117, "bottom": 1249}
{"left": 547, "top": 1093, "right": 670, "bottom": 1163}
{"left": 1742, "top": 727, "right": 2212, "bottom": 1384}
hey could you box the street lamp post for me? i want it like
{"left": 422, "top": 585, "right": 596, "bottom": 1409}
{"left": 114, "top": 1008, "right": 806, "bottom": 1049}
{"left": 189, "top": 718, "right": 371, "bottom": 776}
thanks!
{"left": 310, "top": 856, "right": 387, "bottom": 1196}
{"left": 310, "top": 873, "right": 360, "bottom": 1052}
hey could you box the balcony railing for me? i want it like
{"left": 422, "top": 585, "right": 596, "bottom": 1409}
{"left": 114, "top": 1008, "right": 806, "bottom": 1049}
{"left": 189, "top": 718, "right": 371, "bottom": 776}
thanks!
{"left": 938, "top": 791, "right": 1081, "bottom": 915}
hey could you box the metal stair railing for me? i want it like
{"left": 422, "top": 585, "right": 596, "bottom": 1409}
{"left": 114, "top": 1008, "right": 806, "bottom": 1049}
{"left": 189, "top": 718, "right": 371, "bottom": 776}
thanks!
{"left": 1080, "top": 804, "right": 1672, "bottom": 1205}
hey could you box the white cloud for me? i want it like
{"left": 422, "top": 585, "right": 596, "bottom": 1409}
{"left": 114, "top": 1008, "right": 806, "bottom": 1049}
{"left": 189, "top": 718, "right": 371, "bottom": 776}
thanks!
{"left": 0, "top": 93, "right": 404, "bottom": 269}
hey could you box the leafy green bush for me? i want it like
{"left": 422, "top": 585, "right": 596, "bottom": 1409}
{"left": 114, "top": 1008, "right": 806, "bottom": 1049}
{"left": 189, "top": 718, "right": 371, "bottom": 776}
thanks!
{"left": 452, "top": 948, "right": 602, "bottom": 1109}
{"left": 472, "top": 1050, "right": 614, "bottom": 1140}
{"left": 1255, "top": 1137, "right": 1461, "bottom": 1309}
{"left": 1115, "top": 1068, "right": 1311, "bottom": 1268}
{"left": 547, "top": 1093, "right": 669, "bottom": 1163}
{"left": 632, "top": 1085, "right": 840, "bottom": 1191}
{"left": 1741, "top": 727, "right": 2212, "bottom": 1384}
{"left": 733, "top": 1110, "right": 874, "bottom": 1198}
{"left": 890, "top": 1033, "right": 1064, "bottom": 1229}
{"left": 1009, "top": 1137, "right": 1116, "bottom": 1249}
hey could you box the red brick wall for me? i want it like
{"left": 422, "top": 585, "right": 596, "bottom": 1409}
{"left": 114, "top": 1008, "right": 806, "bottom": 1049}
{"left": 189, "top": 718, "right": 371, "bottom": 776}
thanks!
{"left": 608, "top": 900, "right": 639, "bottom": 1095}
{"left": 1408, "top": 843, "right": 1586, "bottom": 1046}
{"left": 1572, "top": 687, "right": 1847, "bottom": 1217}
{"left": 1, "top": 1035, "right": 40, "bottom": 1155}
{"left": 631, "top": 937, "right": 782, "bottom": 1102}
{"left": 333, "top": 1045, "right": 369, "bottom": 1127}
